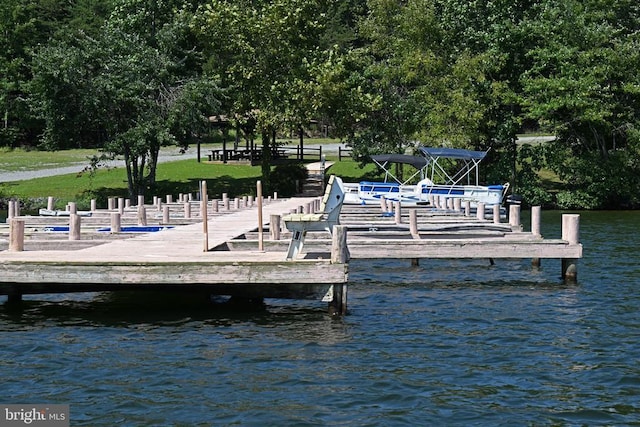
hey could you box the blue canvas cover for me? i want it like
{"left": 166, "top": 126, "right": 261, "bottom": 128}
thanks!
{"left": 419, "top": 147, "right": 488, "bottom": 160}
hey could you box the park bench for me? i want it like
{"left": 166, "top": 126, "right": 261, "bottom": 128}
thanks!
{"left": 282, "top": 175, "right": 345, "bottom": 260}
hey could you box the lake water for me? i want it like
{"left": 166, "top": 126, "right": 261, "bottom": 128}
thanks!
{"left": 1, "top": 210, "right": 639, "bottom": 426}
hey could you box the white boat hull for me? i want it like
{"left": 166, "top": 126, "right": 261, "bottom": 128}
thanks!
{"left": 343, "top": 179, "right": 506, "bottom": 208}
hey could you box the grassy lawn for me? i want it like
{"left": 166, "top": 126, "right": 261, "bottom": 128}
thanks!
{"left": 0, "top": 151, "right": 371, "bottom": 210}
{"left": 1, "top": 138, "right": 563, "bottom": 210}
{"left": 0, "top": 147, "right": 98, "bottom": 171}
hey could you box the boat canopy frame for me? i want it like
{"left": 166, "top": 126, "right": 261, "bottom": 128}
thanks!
{"left": 418, "top": 147, "right": 489, "bottom": 187}
{"left": 370, "top": 154, "right": 428, "bottom": 185}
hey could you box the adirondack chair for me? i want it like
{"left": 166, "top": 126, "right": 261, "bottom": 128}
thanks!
{"left": 282, "top": 175, "right": 345, "bottom": 260}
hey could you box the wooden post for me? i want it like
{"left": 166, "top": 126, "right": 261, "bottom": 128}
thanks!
{"left": 394, "top": 201, "right": 402, "bottom": 224}
{"left": 380, "top": 196, "right": 387, "bottom": 213}
{"left": 166, "top": 195, "right": 173, "bottom": 204}
{"left": 493, "top": 204, "right": 501, "bottom": 224}
{"left": 328, "top": 284, "right": 348, "bottom": 316}
{"left": 270, "top": 214, "right": 281, "bottom": 240}
{"left": 68, "top": 202, "right": 77, "bottom": 215}
{"left": 184, "top": 202, "right": 191, "bottom": 219}
{"left": 47, "top": 196, "right": 55, "bottom": 211}
{"left": 111, "top": 212, "right": 121, "bottom": 233}
{"left": 69, "top": 214, "right": 81, "bottom": 240}
{"left": 163, "top": 205, "right": 170, "bottom": 224}
{"left": 531, "top": 206, "right": 542, "bottom": 236}
{"left": 91, "top": 199, "right": 97, "bottom": 212}
{"left": 201, "top": 181, "right": 209, "bottom": 251}
{"left": 477, "top": 203, "right": 485, "bottom": 220}
{"left": 509, "top": 204, "right": 521, "bottom": 228}
{"left": 118, "top": 198, "right": 125, "bottom": 215}
{"left": 410, "top": 209, "right": 420, "bottom": 266}
{"left": 386, "top": 198, "right": 394, "bottom": 213}
{"left": 211, "top": 199, "right": 219, "bottom": 213}
{"left": 331, "top": 225, "right": 349, "bottom": 264}
{"left": 454, "top": 198, "right": 461, "bottom": 212}
{"left": 137, "top": 205, "right": 147, "bottom": 226}
{"left": 9, "top": 218, "right": 25, "bottom": 252}
{"left": 561, "top": 214, "right": 580, "bottom": 283}
{"left": 8, "top": 200, "right": 19, "bottom": 218}
{"left": 257, "top": 181, "right": 264, "bottom": 251}
{"left": 108, "top": 197, "right": 116, "bottom": 210}
{"left": 531, "top": 206, "right": 542, "bottom": 267}
{"left": 409, "top": 209, "right": 419, "bottom": 237}
{"left": 464, "top": 200, "right": 471, "bottom": 217}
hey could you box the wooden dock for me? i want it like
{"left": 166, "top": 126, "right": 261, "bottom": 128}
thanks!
{"left": 1, "top": 192, "right": 582, "bottom": 315}
{"left": 0, "top": 194, "right": 350, "bottom": 314}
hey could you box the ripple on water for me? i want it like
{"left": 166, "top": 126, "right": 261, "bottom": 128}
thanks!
{"left": 1, "top": 212, "right": 640, "bottom": 425}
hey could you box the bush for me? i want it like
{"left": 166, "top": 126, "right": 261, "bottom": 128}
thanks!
{"left": 269, "top": 162, "right": 309, "bottom": 197}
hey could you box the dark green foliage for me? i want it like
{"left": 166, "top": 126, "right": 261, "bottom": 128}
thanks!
{"left": 3, "top": 0, "right": 640, "bottom": 208}
{"left": 269, "top": 162, "right": 309, "bottom": 197}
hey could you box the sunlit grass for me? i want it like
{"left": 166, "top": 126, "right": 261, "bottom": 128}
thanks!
{"left": 0, "top": 147, "right": 97, "bottom": 171}
{"left": 1, "top": 155, "right": 372, "bottom": 209}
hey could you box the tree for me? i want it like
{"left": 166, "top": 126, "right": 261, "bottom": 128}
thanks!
{"left": 197, "top": 0, "right": 329, "bottom": 190}
{"left": 521, "top": 0, "right": 640, "bottom": 207}
{"left": 0, "top": 0, "right": 114, "bottom": 147}
{"left": 31, "top": 0, "right": 221, "bottom": 200}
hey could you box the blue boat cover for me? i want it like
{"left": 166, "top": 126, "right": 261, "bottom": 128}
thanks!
{"left": 419, "top": 147, "right": 488, "bottom": 160}
{"left": 371, "top": 154, "right": 428, "bottom": 170}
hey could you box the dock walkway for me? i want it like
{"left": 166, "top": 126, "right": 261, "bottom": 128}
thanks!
{"left": 0, "top": 196, "right": 350, "bottom": 313}
{"left": 1, "top": 194, "right": 582, "bottom": 315}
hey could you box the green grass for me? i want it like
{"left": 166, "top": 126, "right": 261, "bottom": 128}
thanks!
{"left": 0, "top": 153, "right": 372, "bottom": 210}
{"left": 0, "top": 147, "right": 98, "bottom": 171}
{"left": 1, "top": 160, "right": 265, "bottom": 209}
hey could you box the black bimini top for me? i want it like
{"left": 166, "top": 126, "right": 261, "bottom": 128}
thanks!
{"left": 371, "top": 154, "right": 428, "bottom": 170}
{"left": 419, "top": 147, "right": 488, "bottom": 161}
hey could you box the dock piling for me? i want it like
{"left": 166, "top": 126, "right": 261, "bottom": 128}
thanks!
{"left": 331, "top": 225, "right": 349, "bottom": 264}
{"left": 69, "top": 214, "right": 81, "bottom": 240}
{"left": 110, "top": 212, "right": 121, "bottom": 233}
{"left": 257, "top": 181, "right": 264, "bottom": 251}
{"left": 509, "top": 205, "right": 521, "bottom": 229}
{"left": 270, "top": 214, "right": 281, "bottom": 240}
{"left": 561, "top": 214, "right": 580, "bottom": 283}
{"left": 9, "top": 218, "right": 25, "bottom": 252}
{"left": 409, "top": 209, "right": 419, "bottom": 237}
{"left": 201, "top": 180, "right": 209, "bottom": 251}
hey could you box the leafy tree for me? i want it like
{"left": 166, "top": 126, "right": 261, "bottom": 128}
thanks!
{"left": 31, "top": 0, "right": 221, "bottom": 200}
{"left": 521, "top": 0, "right": 640, "bottom": 208}
{"left": 197, "top": 0, "right": 330, "bottom": 190}
{"left": 0, "top": 0, "right": 114, "bottom": 147}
